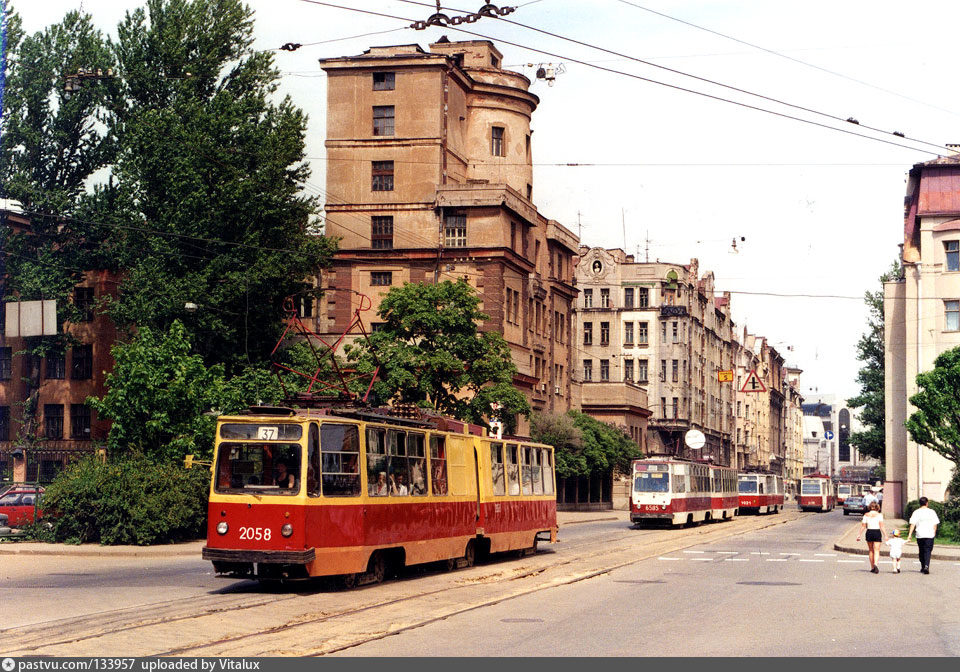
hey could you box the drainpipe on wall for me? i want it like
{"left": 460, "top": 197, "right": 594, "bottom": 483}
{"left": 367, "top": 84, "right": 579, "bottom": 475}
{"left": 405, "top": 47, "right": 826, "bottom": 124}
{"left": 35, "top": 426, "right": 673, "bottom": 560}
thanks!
{"left": 916, "top": 262, "right": 923, "bottom": 500}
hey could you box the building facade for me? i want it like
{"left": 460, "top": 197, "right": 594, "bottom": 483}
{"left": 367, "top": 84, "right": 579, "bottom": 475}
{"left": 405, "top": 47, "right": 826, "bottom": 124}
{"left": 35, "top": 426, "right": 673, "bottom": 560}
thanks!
{"left": 1, "top": 210, "right": 117, "bottom": 484}
{"left": 885, "top": 154, "right": 960, "bottom": 513}
{"left": 315, "top": 39, "right": 579, "bottom": 432}
{"left": 574, "top": 249, "right": 735, "bottom": 466}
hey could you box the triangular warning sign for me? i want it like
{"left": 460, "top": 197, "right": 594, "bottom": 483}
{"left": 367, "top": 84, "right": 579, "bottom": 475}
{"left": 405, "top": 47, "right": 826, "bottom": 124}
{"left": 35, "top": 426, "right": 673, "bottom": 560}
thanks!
{"left": 740, "top": 369, "right": 767, "bottom": 393}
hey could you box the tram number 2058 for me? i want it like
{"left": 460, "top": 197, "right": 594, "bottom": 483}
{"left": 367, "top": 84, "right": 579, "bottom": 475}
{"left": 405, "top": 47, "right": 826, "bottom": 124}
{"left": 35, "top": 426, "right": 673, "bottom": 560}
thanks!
{"left": 239, "top": 526, "right": 272, "bottom": 541}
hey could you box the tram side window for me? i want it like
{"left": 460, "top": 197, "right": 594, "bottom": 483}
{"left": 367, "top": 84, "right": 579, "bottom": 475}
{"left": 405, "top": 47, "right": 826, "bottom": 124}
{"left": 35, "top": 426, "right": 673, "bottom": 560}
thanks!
{"left": 530, "top": 447, "right": 543, "bottom": 494}
{"left": 672, "top": 473, "right": 686, "bottom": 493}
{"left": 430, "top": 436, "right": 448, "bottom": 495}
{"left": 367, "top": 428, "right": 388, "bottom": 496}
{"left": 408, "top": 432, "right": 427, "bottom": 496}
{"left": 321, "top": 424, "right": 360, "bottom": 496}
{"left": 541, "top": 448, "right": 554, "bottom": 495}
{"left": 739, "top": 478, "right": 757, "bottom": 494}
{"left": 307, "top": 423, "right": 321, "bottom": 496}
{"left": 506, "top": 444, "right": 520, "bottom": 495}
{"left": 491, "top": 443, "right": 506, "bottom": 496}
{"left": 388, "top": 429, "right": 409, "bottom": 496}
{"left": 520, "top": 446, "right": 534, "bottom": 495}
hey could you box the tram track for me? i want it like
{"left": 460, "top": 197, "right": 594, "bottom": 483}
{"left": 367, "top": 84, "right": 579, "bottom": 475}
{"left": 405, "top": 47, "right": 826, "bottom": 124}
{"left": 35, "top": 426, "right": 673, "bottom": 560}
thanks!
{"left": 1, "top": 509, "right": 804, "bottom": 656}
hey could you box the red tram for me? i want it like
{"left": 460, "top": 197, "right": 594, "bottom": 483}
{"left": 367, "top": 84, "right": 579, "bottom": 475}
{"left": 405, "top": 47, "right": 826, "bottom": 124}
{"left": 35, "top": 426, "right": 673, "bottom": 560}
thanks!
{"left": 202, "top": 406, "right": 557, "bottom": 584}
{"left": 799, "top": 474, "right": 836, "bottom": 512}
{"left": 737, "top": 473, "right": 784, "bottom": 514}
{"left": 630, "top": 457, "right": 738, "bottom": 526}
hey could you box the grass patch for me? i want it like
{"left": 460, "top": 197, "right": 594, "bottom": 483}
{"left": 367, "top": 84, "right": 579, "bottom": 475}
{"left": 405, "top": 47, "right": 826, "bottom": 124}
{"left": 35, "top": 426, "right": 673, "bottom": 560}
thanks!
{"left": 895, "top": 522, "right": 960, "bottom": 546}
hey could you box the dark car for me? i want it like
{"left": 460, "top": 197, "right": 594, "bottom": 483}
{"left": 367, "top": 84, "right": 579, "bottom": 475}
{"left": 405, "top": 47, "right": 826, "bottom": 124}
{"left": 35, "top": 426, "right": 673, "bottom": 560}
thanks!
{"left": 843, "top": 495, "right": 869, "bottom": 516}
{"left": 0, "top": 486, "right": 44, "bottom": 526}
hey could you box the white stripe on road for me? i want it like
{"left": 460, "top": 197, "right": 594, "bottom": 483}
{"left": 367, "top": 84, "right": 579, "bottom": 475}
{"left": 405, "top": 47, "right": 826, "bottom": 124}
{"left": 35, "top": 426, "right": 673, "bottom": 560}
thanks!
{"left": 780, "top": 552, "right": 800, "bottom": 556}
{"left": 765, "top": 558, "right": 788, "bottom": 562}
{"left": 838, "top": 560, "right": 865, "bottom": 563}
{"left": 750, "top": 552, "right": 770, "bottom": 555}
{"left": 683, "top": 550, "right": 705, "bottom": 554}
{"left": 716, "top": 551, "right": 737, "bottom": 555}
{"left": 658, "top": 557, "right": 681, "bottom": 561}
{"left": 798, "top": 559, "right": 824, "bottom": 563}
{"left": 815, "top": 553, "right": 836, "bottom": 557}
{"left": 724, "top": 558, "right": 749, "bottom": 562}
{"left": 691, "top": 558, "right": 714, "bottom": 562}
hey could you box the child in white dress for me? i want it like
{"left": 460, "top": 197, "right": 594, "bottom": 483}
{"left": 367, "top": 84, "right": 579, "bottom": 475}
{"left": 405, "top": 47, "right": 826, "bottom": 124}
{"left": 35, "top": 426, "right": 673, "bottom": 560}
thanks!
{"left": 886, "top": 529, "right": 906, "bottom": 573}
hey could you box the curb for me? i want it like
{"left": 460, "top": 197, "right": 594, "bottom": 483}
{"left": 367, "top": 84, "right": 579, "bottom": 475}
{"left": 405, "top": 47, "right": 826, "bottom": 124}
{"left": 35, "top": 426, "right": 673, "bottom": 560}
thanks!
{"left": 559, "top": 516, "right": 621, "bottom": 526}
{"left": 0, "top": 541, "right": 205, "bottom": 557}
{"left": 833, "top": 542, "right": 960, "bottom": 562}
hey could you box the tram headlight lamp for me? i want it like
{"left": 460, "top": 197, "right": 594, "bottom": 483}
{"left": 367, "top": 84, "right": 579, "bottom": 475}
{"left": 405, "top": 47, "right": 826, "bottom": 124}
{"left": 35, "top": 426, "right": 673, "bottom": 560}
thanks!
{"left": 281, "top": 523, "right": 293, "bottom": 538}
{"left": 216, "top": 522, "right": 229, "bottom": 535}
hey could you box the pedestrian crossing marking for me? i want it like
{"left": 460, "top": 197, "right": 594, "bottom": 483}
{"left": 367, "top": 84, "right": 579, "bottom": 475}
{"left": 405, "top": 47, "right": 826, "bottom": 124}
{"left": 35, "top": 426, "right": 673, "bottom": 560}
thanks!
{"left": 724, "top": 558, "right": 749, "bottom": 562}
{"left": 765, "top": 558, "right": 788, "bottom": 562}
{"left": 798, "top": 559, "right": 824, "bottom": 563}
{"left": 814, "top": 553, "right": 836, "bottom": 557}
{"left": 683, "top": 550, "right": 705, "bottom": 554}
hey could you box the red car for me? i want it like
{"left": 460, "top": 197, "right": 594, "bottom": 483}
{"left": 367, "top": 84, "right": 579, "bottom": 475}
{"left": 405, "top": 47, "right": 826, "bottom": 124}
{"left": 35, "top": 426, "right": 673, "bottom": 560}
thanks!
{"left": 0, "top": 486, "right": 44, "bottom": 526}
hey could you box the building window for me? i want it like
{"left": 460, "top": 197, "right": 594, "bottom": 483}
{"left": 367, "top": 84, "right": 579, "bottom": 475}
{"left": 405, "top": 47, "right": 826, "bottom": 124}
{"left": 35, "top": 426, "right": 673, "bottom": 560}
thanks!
{"left": 372, "top": 160, "right": 394, "bottom": 191}
{"left": 672, "top": 359, "right": 679, "bottom": 382}
{"left": 639, "top": 288, "right": 649, "bottom": 308}
{"left": 600, "top": 322, "right": 609, "bottom": 346}
{"left": 373, "top": 71, "right": 395, "bottom": 90}
{"left": 672, "top": 397, "right": 679, "bottom": 419}
{"left": 624, "top": 322, "right": 634, "bottom": 345}
{"left": 946, "top": 241, "right": 960, "bottom": 272}
{"left": 661, "top": 321, "right": 667, "bottom": 341}
{"left": 600, "top": 359, "right": 610, "bottom": 381}
{"left": 583, "top": 360, "right": 592, "bottom": 382}
{"left": 660, "top": 359, "right": 666, "bottom": 382}
{"left": 0, "top": 406, "right": 8, "bottom": 441}
{"left": 947, "top": 300, "right": 960, "bottom": 331}
{"left": 624, "top": 359, "right": 633, "bottom": 382}
{"left": 70, "top": 404, "right": 91, "bottom": 440}
{"left": 526, "top": 184, "right": 532, "bottom": 200}
{"left": 672, "top": 321, "right": 679, "bottom": 343}
{"left": 583, "top": 322, "right": 593, "bottom": 345}
{"left": 490, "top": 54, "right": 499, "bottom": 68}
{"left": 491, "top": 126, "right": 505, "bottom": 156}
{"left": 661, "top": 397, "right": 667, "bottom": 419}
{"left": 0, "top": 347, "right": 11, "bottom": 380}
{"left": 373, "top": 105, "right": 395, "bottom": 136}
{"left": 73, "top": 287, "right": 95, "bottom": 322}
{"left": 444, "top": 211, "right": 466, "bottom": 247}
{"left": 638, "top": 359, "right": 648, "bottom": 383}
{"left": 371, "top": 272, "right": 393, "bottom": 287}
{"left": 44, "top": 404, "right": 64, "bottom": 439}
{"left": 583, "top": 289, "right": 593, "bottom": 309}
{"left": 46, "top": 352, "right": 66, "bottom": 380}
{"left": 71, "top": 344, "right": 93, "bottom": 380}
{"left": 600, "top": 288, "right": 610, "bottom": 308}
{"left": 371, "top": 216, "right": 394, "bottom": 249}
{"left": 638, "top": 322, "right": 649, "bottom": 345}
{"left": 624, "top": 287, "right": 634, "bottom": 309}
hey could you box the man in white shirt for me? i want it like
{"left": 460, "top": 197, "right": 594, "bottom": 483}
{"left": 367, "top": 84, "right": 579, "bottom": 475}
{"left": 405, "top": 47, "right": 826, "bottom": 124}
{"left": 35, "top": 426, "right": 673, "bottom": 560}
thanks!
{"left": 907, "top": 496, "right": 940, "bottom": 574}
{"left": 863, "top": 491, "right": 878, "bottom": 508}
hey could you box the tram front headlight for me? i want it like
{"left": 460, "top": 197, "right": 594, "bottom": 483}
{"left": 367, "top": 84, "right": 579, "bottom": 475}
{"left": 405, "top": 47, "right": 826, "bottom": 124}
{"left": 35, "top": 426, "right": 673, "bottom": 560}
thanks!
{"left": 216, "top": 522, "right": 229, "bottom": 535}
{"left": 281, "top": 523, "right": 293, "bottom": 538}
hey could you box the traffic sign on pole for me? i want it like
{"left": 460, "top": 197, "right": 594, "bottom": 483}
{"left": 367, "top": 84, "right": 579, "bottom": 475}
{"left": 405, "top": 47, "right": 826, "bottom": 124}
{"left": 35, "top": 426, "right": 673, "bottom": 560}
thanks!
{"left": 740, "top": 369, "right": 767, "bottom": 393}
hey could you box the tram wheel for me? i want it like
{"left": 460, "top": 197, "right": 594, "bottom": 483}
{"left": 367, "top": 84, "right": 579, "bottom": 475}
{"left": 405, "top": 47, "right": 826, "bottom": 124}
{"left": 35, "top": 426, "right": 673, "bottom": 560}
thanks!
{"left": 464, "top": 539, "right": 476, "bottom": 568}
{"left": 368, "top": 551, "right": 386, "bottom": 584}
{"left": 340, "top": 572, "right": 359, "bottom": 590}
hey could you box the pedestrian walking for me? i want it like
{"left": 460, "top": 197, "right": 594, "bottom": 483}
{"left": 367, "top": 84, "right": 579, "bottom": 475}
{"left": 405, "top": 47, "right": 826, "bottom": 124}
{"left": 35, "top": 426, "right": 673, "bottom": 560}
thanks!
{"left": 856, "top": 501, "right": 886, "bottom": 573}
{"left": 863, "top": 490, "right": 878, "bottom": 508}
{"left": 885, "top": 529, "right": 906, "bottom": 573}
{"left": 907, "top": 496, "right": 940, "bottom": 574}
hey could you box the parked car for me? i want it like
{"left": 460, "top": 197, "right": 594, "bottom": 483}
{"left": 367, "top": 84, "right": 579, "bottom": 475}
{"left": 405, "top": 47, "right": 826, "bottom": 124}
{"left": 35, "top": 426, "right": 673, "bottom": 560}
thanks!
{"left": 843, "top": 495, "right": 869, "bottom": 516}
{"left": 0, "top": 485, "right": 44, "bottom": 526}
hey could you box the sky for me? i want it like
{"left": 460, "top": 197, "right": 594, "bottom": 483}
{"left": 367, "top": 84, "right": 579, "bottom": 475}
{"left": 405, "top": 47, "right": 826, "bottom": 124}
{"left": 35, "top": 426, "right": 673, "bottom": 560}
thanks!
{"left": 13, "top": 0, "right": 960, "bottom": 403}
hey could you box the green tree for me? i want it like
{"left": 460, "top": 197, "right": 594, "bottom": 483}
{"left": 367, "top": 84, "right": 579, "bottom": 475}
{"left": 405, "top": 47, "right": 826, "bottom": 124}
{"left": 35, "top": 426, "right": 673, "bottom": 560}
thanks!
{"left": 532, "top": 410, "right": 642, "bottom": 478}
{"left": 346, "top": 279, "right": 530, "bottom": 429}
{"left": 0, "top": 7, "right": 116, "bottom": 445}
{"left": 97, "top": 0, "right": 334, "bottom": 373}
{"left": 847, "top": 260, "right": 900, "bottom": 462}
{"left": 904, "top": 346, "right": 960, "bottom": 471}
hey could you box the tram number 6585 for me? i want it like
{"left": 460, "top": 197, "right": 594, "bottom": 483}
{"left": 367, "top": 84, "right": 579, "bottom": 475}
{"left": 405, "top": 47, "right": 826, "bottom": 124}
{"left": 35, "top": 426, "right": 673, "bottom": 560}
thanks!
{"left": 239, "top": 526, "right": 272, "bottom": 541}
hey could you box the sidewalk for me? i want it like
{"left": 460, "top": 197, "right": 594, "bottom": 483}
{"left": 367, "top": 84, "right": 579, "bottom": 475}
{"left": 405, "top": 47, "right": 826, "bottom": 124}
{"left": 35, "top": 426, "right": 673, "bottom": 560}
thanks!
{"left": 833, "top": 517, "right": 960, "bottom": 561}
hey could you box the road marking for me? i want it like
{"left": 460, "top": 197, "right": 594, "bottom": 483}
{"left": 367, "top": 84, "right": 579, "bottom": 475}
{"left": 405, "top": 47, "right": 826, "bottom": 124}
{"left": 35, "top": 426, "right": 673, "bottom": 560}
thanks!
{"left": 683, "top": 550, "right": 705, "bottom": 554}
{"left": 658, "top": 557, "right": 681, "bottom": 561}
{"left": 814, "top": 553, "right": 836, "bottom": 557}
{"left": 724, "top": 558, "right": 749, "bottom": 562}
{"left": 838, "top": 560, "right": 865, "bottom": 563}
{"left": 780, "top": 552, "right": 800, "bottom": 556}
{"left": 750, "top": 552, "right": 770, "bottom": 555}
{"left": 716, "top": 551, "right": 737, "bottom": 555}
{"left": 765, "top": 558, "right": 788, "bottom": 562}
{"left": 798, "top": 559, "right": 824, "bottom": 563}
{"left": 691, "top": 558, "right": 714, "bottom": 562}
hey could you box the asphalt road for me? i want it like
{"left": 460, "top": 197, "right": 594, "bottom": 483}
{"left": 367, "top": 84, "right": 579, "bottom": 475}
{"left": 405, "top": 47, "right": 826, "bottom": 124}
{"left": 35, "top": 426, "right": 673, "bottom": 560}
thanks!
{"left": 331, "top": 510, "right": 960, "bottom": 657}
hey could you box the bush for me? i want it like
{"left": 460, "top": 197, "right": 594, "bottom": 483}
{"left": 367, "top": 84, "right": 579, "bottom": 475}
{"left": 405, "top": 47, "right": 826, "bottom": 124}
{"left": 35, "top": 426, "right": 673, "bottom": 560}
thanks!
{"left": 904, "top": 498, "right": 951, "bottom": 538}
{"left": 40, "top": 455, "right": 210, "bottom": 545}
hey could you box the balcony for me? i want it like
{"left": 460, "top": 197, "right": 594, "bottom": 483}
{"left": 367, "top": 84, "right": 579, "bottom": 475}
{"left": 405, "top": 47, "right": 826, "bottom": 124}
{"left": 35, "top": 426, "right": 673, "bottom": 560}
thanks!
{"left": 659, "top": 305, "right": 688, "bottom": 318}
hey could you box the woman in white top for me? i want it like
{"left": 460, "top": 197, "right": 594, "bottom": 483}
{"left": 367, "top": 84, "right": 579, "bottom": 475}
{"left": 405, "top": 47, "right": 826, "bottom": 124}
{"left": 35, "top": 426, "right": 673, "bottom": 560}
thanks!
{"left": 856, "top": 501, "right": 886, "bottom": 573}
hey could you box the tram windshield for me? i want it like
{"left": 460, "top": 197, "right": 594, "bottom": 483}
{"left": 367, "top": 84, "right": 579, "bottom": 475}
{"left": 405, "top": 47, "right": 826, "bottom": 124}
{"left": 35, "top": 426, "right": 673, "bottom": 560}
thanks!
{"left": 215, "top": 442, "right": 302, "bottom": 494}
{"left": 634, "top": 472, "right": 669, "bottom": 492}
{"left": 800, "top": 480, "right": 822, "bottom": 495}
{"left": 738, "top": 478, "right": 758, "bottom": 494}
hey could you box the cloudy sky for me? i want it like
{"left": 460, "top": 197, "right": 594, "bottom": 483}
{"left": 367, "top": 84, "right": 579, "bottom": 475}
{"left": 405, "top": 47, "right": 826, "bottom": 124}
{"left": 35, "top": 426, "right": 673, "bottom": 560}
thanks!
{"left": 14, "top": 0, "right": 960, "bottom": 402}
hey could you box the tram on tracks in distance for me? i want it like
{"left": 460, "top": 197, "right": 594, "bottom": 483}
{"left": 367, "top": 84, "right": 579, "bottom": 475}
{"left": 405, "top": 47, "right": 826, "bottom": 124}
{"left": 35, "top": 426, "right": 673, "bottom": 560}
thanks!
{"left": 630, "top": 456, "right": 738, "bottom": 527}
{"left": 736, "top": 473, "right": 784, "bottom": 514}
{"left": 202, "top": 405, "right": 558, "bottom": 585}
{"left": 836, "top": 482, "right": 854, "bottom": 504}
{"left": 798, "top": 473, "right": 836, "bottom": 512}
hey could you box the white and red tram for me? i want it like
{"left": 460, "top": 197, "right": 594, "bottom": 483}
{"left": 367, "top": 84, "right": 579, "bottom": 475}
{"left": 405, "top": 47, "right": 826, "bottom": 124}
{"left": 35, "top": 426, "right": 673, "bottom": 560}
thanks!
{"left": 737, "top": 473, "right": 784, "bottom": 514}
{"left": 798, "top": 473, "right": 836, "bottom": 512}
{"left": 630, "top": 457, "right": 738, "bottom": 526}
